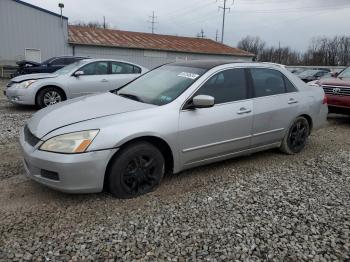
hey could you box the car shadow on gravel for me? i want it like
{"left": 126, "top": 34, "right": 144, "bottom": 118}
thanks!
{"left": 327, "top": 114, "right": 350, "bottom": 126}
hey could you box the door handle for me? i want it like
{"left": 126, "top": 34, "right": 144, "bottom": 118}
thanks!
{"left": 101, "top": 79, "right": 108, "bottom": 82}
{"left": 288, "top": 98, "right": 298, "bottom": 104}
{"left": 237, "top": 107, "right": 252, "bottom": 115}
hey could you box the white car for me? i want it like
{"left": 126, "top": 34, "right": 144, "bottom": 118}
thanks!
{"left": 5, "top": 59, "right": 147, "bottom": 108}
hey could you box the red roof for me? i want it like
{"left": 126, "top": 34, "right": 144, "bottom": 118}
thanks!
{"left": 68, "top": 25, "right": 254, "bottom": 57}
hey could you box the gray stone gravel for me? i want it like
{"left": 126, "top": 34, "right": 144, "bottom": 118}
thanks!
{"left": 0, "top": 79, "right": 350, "bottom": 261}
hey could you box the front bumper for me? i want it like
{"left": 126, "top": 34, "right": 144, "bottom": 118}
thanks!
{"left": 19, "top": 128, "right": 118, "bottom": 193}
{"left": 4, "top": 86, "right": 36, "bottom": 105}
{"left": 326, "top": 94, "right": 350, "bottom": 111}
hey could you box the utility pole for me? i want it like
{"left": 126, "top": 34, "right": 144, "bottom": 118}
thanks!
{"left": 278, "top": 41, "right": 281, "bottom": 64}
{"left": 218, "top": 0, "right": 233, "bottom": 43}
{"left": 196, "top": 29, "right": 205, "bottom": 39}
{"left": 103, "top": 16, "right": 106, "bottom": 29}
{"left": 215, "top": 29, "right": 219, "bottom": 42}
{"left": 148, "top": 11, "right": 158, "bottom": 34}
{"left": 199, "top": 28, "right": 205, "bottom": 38}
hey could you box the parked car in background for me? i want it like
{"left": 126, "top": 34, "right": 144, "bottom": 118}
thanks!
{"left": 307, "top": 72, "right": 332, "bottom": 86}
{"left": 313, "top": 66, "right": 350, "bottom": 115}
{"left": 13, "top": 56, "right": 89, "bottom": 76}
{"left": 290, "top": 68, "right": 308, "bottom": 75}
{"left": 20, "top": 60, "right": 328, "bottom": 198}
{"left": 298, "top": 69, "right": 329, "bottom": 82}
{"left": 5, "top": 59, "right": 147, "bottom": 108}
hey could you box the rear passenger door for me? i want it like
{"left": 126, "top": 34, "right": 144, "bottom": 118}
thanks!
{"left": 179, "top": 68, "right": 253, "bottom": 167}
{"left": 108, "top": 62, "right": 142, "bottom": 89}
{"left": 249, "top": 68, "right": 300, "bottom": 147}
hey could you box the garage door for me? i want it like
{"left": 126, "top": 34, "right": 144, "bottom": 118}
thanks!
{"left": 25, "top": 48, "right": 41, "bottom": 63}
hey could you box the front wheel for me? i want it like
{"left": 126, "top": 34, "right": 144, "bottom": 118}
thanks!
{"left": 280, "top": 117, "right": 310, "bottom": 154}
{"left": 36, "top": 87, "right": 65, "bottom": 108}
{"left": 107, "top": 142, "right": 165, "bottom": 198}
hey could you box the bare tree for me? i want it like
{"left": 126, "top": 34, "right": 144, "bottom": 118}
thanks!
{"left": 237, "top": 36, "right": 266, "bottom": 60}
{"left": 70, "top": 21, "right": 111, "bottom": 29}
{"left": 237, "top": 35, "right": 350, "bottom": 66}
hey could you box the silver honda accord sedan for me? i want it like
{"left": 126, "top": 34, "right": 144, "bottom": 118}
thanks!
{"left": 20, "top": 60, "right": 328, "bottom": 198}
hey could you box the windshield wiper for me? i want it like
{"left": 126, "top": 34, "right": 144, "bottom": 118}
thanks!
{"left": 118, "top": 93, "right": 144, "bottom": 103}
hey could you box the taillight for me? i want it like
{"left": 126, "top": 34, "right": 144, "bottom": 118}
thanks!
{"left": 323, "top": 94, "right": 328, "bottom": 104}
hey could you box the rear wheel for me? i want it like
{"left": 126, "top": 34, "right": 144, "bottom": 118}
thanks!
{"left": 107, "top": 142, "right": 165, "bottom": 198}
{"left": 280, "top": 117, "right": 310, "bottom": 154}
{"left": 36, "top": 87, "right": 65, "bottom": 108}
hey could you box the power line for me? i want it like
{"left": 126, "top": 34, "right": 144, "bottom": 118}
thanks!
{"left": 148, "top": 11, "right": 158, "bottom": 34}
{"left": 218, "top": 0, "right": 233, "bottom": 43}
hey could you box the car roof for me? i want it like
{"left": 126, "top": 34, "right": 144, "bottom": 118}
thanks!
{"left": 79, "top": 58, "right": 145, "bottom": 68}
{"left": 170, "top": 60, "right": 243, "bottom": 69}
{"left": 169, "top": 60, "right": 287, "bottom": 70}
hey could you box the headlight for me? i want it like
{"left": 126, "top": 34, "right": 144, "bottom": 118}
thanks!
{"left": 40, "top": 130, "right": 99, "bottom": 154}
{"left": 16, "top": 80, "right": 37, "bottom": 88}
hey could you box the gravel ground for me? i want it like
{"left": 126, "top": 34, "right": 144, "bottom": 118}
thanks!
{"left": 0, "top": 78, "right": 350, "bottom": 261}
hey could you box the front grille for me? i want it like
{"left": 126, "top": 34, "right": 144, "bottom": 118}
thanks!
{"left": 323, "top": 85, "right": 350, "bottom": 96}
{"left": 24, "top": 125, "right": 41, "bottom": 147}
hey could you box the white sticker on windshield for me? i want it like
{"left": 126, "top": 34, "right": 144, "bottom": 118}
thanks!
{"left": 178, "top": 72, "right": 200, "bottom": 80}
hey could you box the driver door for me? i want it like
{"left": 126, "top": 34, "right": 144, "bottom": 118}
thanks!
{"left": 67, "top": 61, "right": 111, "bottom": 98}
{"left": 179, "top": 68, "right": 253, "bottom": 168}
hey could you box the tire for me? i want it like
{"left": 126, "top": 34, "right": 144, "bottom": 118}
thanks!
{"left": 36, "top": 87, "right": 65, "bottom": 109}
{"left": 107, "top": 142, "right": 165, "bottom": 198}
{"left": 280, "top": 117, "right": 310, "bottom": 155}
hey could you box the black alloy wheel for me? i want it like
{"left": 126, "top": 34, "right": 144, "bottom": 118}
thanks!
{"left": 280, "top": 117, "right": 310, "bottom": 154}
{"left": 108, "top": 142, "right": 165, "bottom": 198}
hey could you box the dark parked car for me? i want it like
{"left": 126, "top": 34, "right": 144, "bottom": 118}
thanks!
{"left": 298, "top": 69, "right": 329, "bottom": 83}
{"left": 13, "top": 56, "right": 89, "bottom": 76}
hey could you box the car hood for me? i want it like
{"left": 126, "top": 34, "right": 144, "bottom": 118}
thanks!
{"left": 27, "top": 92, "right": 155, "bottom": 138}
{"left": 11, "top": 73, "right": 58, "bottom": 83}
{"left": 317, "top": 77, "right": 350, "bottom": 87}
{"left": 16, "top": 60, "right": 41, "bottom": 67}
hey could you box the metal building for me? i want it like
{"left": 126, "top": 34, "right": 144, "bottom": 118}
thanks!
{"left": 0, "top": 0, "right": 254, "bottom": 68}
{"left": 0, "top": 0, "right": 70, "bottom": 65}
{"left": 69, "top": 26, "right": 254, "bottom": 69}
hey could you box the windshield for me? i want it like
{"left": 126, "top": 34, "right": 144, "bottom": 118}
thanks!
{"left": 117, "top": 65, "right": 206, "bottom": 105}
{"left": 55, "top": 60, "right": 87, "bottom": 75}
{"left": 338, "top": 67, "right": 350, "bottom": 78}
{"left": 41, "top": 58, "right": 55, "bottom": 64}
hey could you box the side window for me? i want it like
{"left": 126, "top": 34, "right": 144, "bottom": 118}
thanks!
{"left": 284, "top": 76, "right": 297, "bottom": 93}
{"left": 50, "top": 58, "right": 65, "bottom": 66}
{"left": 111, "top": 62, "right": 135, "bottom": 74}
{"left": 194, "top": 68, "right": 248, "bottom": 104}
{"left": 133, "top": 66, "right": 142, "bottom": 74}
{"left": 79, "top": 62, "right": 108, "bottom": 75}
{"left": 250, "top": 68, "right": 286, "bottom": 98}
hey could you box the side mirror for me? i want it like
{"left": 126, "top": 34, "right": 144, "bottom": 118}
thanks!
{"left": 74, "top": 70, "right": 84, "bottom": 77}
{"left": 192, "top": 95, "right": 215, "bottom": 109}
{"left": 332, "top": 72, "right": 339, "bottom": 78}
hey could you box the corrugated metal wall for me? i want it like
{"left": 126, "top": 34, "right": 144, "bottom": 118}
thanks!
{"left": 0, "top": 0, "right": 70, "bottom": 65}
{"left": 73, "top": 45, "right": 253, "bottom": 69}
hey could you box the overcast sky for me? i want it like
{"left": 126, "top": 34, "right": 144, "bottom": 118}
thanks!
{"left": 24, "top": 0, "right": 350, "bottom": 51}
